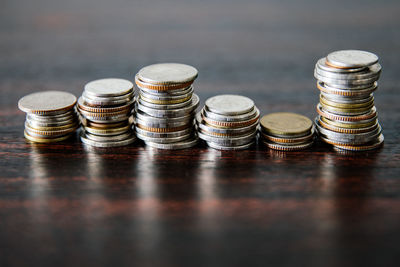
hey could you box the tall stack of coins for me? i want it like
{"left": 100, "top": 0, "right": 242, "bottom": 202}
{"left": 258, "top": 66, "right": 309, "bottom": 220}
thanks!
{"left": 260, "top": 112, "right": 314, "bottom": 151}
{"left": 197, "top": 95, "right": 259, "bottom": 150}
{"left": 314, "top": 50, "right": 384, "bottom": 151}
{"left": 77, "top": 78, "right": 136, "bottom": 147}
{"left": 134, "top": 63, "right": 199, "bottom": 149}
{"left": 18, "top": 91, "right": 79, "bottom": 143}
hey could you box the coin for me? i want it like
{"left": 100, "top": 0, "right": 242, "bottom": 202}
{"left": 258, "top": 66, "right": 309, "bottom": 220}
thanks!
{"left": 143, "top": 135, "right": 198, "bottom": 150}
{"left": 18, "top": 91, "right": 77, "bottom": 115}
{"left": 84, "top": 78, "right": 134, "bottom": 97}
{"left": 260, "top": 112, "right": 312, "bottom": 136}
{"left": 137, "top": 63, "right": 198, "bottom": 85}
{"left": 205, "top": 95, "right": 254, "bottom": 116}
{"left": 326, "top": 50, "right": 379, "bottom": 68}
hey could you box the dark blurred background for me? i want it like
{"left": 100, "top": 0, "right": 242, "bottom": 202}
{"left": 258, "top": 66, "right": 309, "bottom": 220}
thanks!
{"left": 1, "top": 0, "right": 399, "bottom": 117}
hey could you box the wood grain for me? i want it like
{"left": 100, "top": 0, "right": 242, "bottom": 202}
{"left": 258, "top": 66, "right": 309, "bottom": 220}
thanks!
{"left": 1, "top": 0, "right": 400, "bottom": 266}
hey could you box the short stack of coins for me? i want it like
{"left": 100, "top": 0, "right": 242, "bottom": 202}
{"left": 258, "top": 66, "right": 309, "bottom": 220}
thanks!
{"left": 134, "top": 63, "right": 199, "bottom": 150}
{"left": 314, "top": 50, "right": 384, "bottom": 151}
{"left": 260, "top": 112, "right": 315, "bottom": 151}
{"left": 18, "top": 91, "right": 79, "bottom": 143}
{"left": 197, "top": 94, "right": 259, "bottom": 150}
{"left": 77, "top": 78, "right": 136, "bottom": 147}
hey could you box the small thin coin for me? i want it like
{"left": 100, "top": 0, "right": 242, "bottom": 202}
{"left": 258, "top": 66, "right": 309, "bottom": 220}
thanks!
{"left": 80, "top": 131, "right": 136, "bottom": 147}
{"left": 84, "top": 78, "right": 133, "bottom": 97}
{"left": 138, "top": 63, "right": 198, "bottom": 85}
{"left": 205, "top": 95, "right": 254, "bottom": 116}
{"left": 18, "top": 91, "right": 77, "bottom": 115}
{"left": 332, "top": 134, "right": 384, "bottom": 151}
{"left": 262, "top": 140, "right": 313, "bottom": 151}
{"left": 326, "top": 50, "right": 379, "bottom": 68}
{"left": 24, "top": 131, "right": 73, "bottom": 143}
{"left": 260, "top": 112, "right": 312, "bottom": 137}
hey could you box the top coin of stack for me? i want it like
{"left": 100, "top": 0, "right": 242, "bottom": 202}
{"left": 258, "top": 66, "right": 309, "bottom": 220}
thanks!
{"left": 260, "top": 112, "right": 315, "bottom": 151}
{"left": 18, "top": 91, "right": 79, "bottom": 143}
{"left": 197, "top": 95, "right": 259, "bottom": 150}
{"left": 314, "top": 50, "right": 383, "bottom": 151}
{"left": 134, "top": 63, "right": 199, "bottom": 150}
{"left": 77, "top": 78, "right": 136, "bottom": 147}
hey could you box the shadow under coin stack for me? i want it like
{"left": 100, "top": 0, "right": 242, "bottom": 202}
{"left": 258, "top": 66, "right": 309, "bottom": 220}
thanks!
{"left": 18, "top": 91, "right": 79, "bottom": 143}
{"left": 259, "top": 112, "right": 314, "bottom": 151}
{"left": 197, "top": 95, "right": 259, "bottom": 150}
{"left": 314, "top": 50, "right": 383, "bottom": 151}
{"left": 77, "top": 78, "right": 136, "bottom": 147}
{"left": 134, "top": 63, "right": 199, "bottom": 149}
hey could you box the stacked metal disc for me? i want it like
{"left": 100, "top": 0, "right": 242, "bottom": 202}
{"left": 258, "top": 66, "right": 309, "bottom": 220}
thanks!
{"left": 77, "top": 78, "right": 136, "bottom": 147}
{"left": 18, "top": 91, "right": 79, "bottom": 143}
{"left": 314, "top": 50, "right": 383, "bottom": 151}
{"left": 197, "top": 95, "right": 259, "bottom": 150}
{"left": 260, "top": 112, "right": 314, "bottom": 151}
{"left": 134, "top": 63, "right": 199, "bottom": 149}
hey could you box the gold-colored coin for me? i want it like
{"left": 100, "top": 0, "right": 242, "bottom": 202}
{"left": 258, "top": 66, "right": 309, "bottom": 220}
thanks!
{"left": 202, "top": 115, "right": 259, "bottom": 129}
{"left": 316, "top": 104, "right": 376, "bottom": 122}
{"left": 262, "top": 140, "right": 313, "bottom": 151}
{"left": 320, "top": 95, "right": 374, "bottom": 109}
{"left": 318, "top": 117, "right": 378, "bottom": 134}
{"left": 24, "top": 131, "right": 73, "bottom": 143}
{"left": 135, "top": 75, "right": 193, "bottom": 91}
{"left": 261, "top": 129, "right": 314, "bottom": 144}
{"left": 319, "top": 101, "right": 374, "bottom": 114}
{"left": 136, "top": 123, "right": 190, "bottom": 133}
{"left": 260, "top": 112, "right": 312, "bottom": 136}
{"left": 320, "top": 116, "right": 377, "bottom": 129}
{"left": 83, "top": 120, "right": 128, "bottom": 129}
{"left": 26, "top": 122, "right": 78, "bottom": 131}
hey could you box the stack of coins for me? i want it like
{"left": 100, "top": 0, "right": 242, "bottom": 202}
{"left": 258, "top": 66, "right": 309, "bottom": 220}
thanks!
{"left": 134, "top": 63, "right": 199, "bottom": 149}
{"left": 77, "top": 78, "right": 136, "bottom": 147}
{"left": 18, "top": 91, "right": 79, "bottom": 143}
{"left": 314, "top": 50, "right": 384, "bottom": 151}
{"left": 260, "top": 112, "right": 314, "bottom": 151}
{"left": 197, "top": 95, "right": 259, "bottom": 150}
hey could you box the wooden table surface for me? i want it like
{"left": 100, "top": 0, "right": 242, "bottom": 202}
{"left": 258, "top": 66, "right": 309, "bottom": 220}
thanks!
{"left": 1, "top": 0, "right": 400, "bottom": 266}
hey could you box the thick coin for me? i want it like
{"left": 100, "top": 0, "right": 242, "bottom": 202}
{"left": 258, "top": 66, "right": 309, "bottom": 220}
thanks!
{"left": 260, "top": 112, "right": 312, "bottom": 137}
{"left": 84, "top": 131, "right": 132, "bottom": 142}
{"left": 326, "top": 50, "right": 379, "bottom": 68}
{"left": 196, "top": 114, "right": 258, "bottom": 136}
{"left": 320, "top": 116, "right": 377, "bottom": 129}
{"left": 135, "top": 74, "right": 193, "bottom": 91}
{"left": 198, "top": 130, "right": 257, "bottom": 146}
{"left": 206, "top": 140, "right": 255, "bottom": 151}
{"left": 84, "top": 124, "right": 131, "bottom": 136}
{"left": 137, "top": 63, "right": 198, "bottom": 85}
{"left": 24, "top": 131, "right": 74, "bottom": 143}
{"left": 261, "top": 127, "right": 315, "bottom": 144}
{"left": 80, "top": 131, "right": 136, "bottom": 147}
{"left": 202, "top": 111, "right": 259, "bottom": 128}
{"left": 135, "top": 126, "right": 192, "bottom": 138}
{"left": 317, "top": 82, "right": 377, "bottom": 97}
{"left": 330, "top": 134, "right": 384, "bottom": 151}
{"left": 137, "top": 95, "right": 193, "bottom": 110}
{"left": 317, "top": 116, "right": 378, "bottom": 134}
{"left": 84, "top": 78, "right": 133, "bottom": 97}
{"left": 205, "top": 95, "right": 254, "bottom": 116}
{"left": 202, "top": 106, "right": 259, "bottom": 122}
{"left": 316, "top": 104, "right": 377, "bottom": 121}
{"left": 144, "top": 135, "right": 198, "bottom": 150}
{"left": 316, "top": 58, "right": 366, "bottom": 73}
{"left": 136, "top": 131, "right": 191, "bottom": 144}
{"left": 78, "top": 97, "right": 134, "bottom": 113}
{"left": 262, "top": 140, "right": 313, "bottom": 151}
{"left": 18, "top": 91, "right": 77, "bottom": 115}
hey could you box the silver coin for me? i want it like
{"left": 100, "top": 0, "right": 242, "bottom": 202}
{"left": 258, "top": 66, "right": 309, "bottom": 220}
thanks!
{"left": 84, "top": 131, "right": 133, "bottom": 142}
{"left": 138, "top": 63, "right": 198, "bottom": 85}
{"left": 78, "top": 96, "right": 134, "bottom": 112}
{"left": 24, "top": 126, "right": 75, "bottom": 138}
{"left": 205, "top": 95, "right": 254, "bottom": 116}
{"left": 18, "top": 91, "right": 77, "bottom": 115}
{"left": 83, "top": 125, "right": 131, "bottom": 136}
{"left": 27, "top": 111, "right": 76, "bottom": 122}
{"left": 136, "top": 131, "right": 191, "bottom": 144}
{"left": 316, "top": 58, "right": 366, "bottom": 73}
{"left": 140, "top": 88, "right": 193, "bottom": 101}
{"left": 84, "top": 78, "right": 134, "bottom": 97}
{"left": 136, "top": 94, "right": 199, "bottom": 118}
{"left": 135, "top": 126, "right": 192, "bottom": 138}
{"left": 138, "top": 84, "right": 193, "bottom": 96}
{"left": 315, "top": 62, "right": 381, "bottom": 80}
{"left": 205, "top": 140, "right": 255, "bottom": 151}
{"left": 137, "top": 95, "right": 193, "bottom": 110}
{"left": 332, "top": 134, "right": 384, "bottom": 151}
{"left": 326, "top": 50, "right": 379, "bottom": 68}
{"left": 318, "top": 81, "right": 377, "bottom": 96}
{"left": 314, "top": 71, "right": 378, "bottom": 86}
{"left": 26, "top": 117, "right": 77, "bottom": 128}
{"left": 135, "top": 117, "right": 193, "bottom": 129}
{"left": 198, "top": 130, "right": 257, "bottom": 146}
{"left": 80, "top": 131, "right": 136, "bottom": 147}
{"left": 79, "top": 113, "right": 130, "bottom": 123}
{"left": 320, "top": 103, "right": 374, "bottom": 116}
{"left": 82, "top": 92, "right": 134, "bottom": 107}
{"left": 320, "top": 92, "right": 373, "bottom": 103}
{"left": 196, "top": 113, "right": 258, "bottom": 135}
{"left": 144, "top": 135, "right": 198, "bottom": 150}
{"left": 135, "top": 109, "right": 193, "bottom": 124}
{"left": 202, "top": 106, "right": 259, "bottom": 122}
{"left": 316, "top": 119, "right": 381, "bottom": 144}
